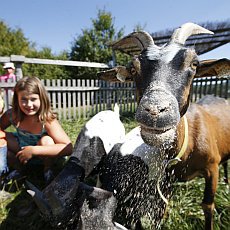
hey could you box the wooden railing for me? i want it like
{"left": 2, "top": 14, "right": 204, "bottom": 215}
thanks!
{"left": 0, "top": 55, "right": 109, "bottom": 81}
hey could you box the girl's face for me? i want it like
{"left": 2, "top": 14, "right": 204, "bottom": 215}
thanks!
{"left": 18, "top": 90, "right": 41, "bottom": 116}
{"left": 6, "top": 68, "right": 14, "bottom": 74}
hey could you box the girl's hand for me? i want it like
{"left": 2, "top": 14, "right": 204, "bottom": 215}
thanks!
{"left": 16, "top": 146, "right": 34, "bottom": 164}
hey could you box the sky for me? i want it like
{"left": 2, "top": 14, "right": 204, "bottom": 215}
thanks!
{"left": 0, "top": 0, "right": 229, "bottom": 60}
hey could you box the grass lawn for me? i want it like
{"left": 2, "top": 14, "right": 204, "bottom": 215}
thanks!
{"left": 0, "top": 113, "right": 229, "bottom": 229}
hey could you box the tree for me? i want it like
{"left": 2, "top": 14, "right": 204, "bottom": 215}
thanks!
{"left": 0, "top": 21, "right": 30, "bottom": 57}
{"left": 23, "top": 47, "right": 69, "bottom": 79}
{"left": 0, "top": 20, "right": 68, "bottom": 79}
{"left": 69, "top": 9, "right": 129, "bottom": 79}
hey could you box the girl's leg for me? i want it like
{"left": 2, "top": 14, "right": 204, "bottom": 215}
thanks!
{"left": 38, "top": 136, "right": 56, "bottom": 184}
{"left": 5, "top": 132, "right": 21, "bottom": 170}
{"left": 5, "top": 132, "right": 21, "bottom": 153}
{"left": 2, "top": 133, "right": 23, "bottom": 185}
{"left": 7, "top": 150, "right": 21, "bottom": 170}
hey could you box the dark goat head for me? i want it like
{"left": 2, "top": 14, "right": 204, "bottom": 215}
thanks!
{"left": 26, "top": 178, "right": 115, "bottom": 228}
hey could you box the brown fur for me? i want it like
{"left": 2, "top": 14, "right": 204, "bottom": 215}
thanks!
{"left": 165, "top": 98, "right": 230, "bottom": 230}
{"left": 175, "top": 102, "right": 230, "bottom": 182}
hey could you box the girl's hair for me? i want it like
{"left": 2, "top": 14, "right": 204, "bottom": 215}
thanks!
{"left": 12, "top": 76, "right": 56, "bottom": 123}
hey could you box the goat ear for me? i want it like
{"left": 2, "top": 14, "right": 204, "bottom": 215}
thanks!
{"left": 97, "top": 66, "right": 134, "bottom": 82}
{"left": 195, "top": 58, "right": 230, "bottom": 78}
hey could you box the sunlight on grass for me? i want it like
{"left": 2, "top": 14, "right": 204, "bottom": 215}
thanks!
{"left": 0, "top": 117, "right": 229, "bottom": 229}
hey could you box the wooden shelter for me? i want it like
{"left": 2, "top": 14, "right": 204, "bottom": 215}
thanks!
{"left": 110, "top": 20, "right": 230, "bottom": 56}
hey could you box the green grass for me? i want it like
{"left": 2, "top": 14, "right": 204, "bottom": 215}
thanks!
{"left": 160, "top": 177, "right": 230, "bottom": 230}
{"left": 0, "top": 115, "right": 229, "bottom": 229}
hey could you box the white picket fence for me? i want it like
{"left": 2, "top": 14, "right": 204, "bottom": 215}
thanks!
{"left": 0, "top": 79, "right": 137, "bottom": 120}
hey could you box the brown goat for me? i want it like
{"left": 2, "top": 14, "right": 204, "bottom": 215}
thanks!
{"left": 98, "top": 22, "right": 230, "bottom": 230}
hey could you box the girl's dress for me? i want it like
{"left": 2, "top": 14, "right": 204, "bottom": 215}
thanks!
{"left": 10, "top": 112, "right": 47, "bottom": 148}
{"left": 9, "top": 112, "right": 47, "bottom": 166}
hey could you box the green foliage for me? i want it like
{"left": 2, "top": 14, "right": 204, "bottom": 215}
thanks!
{"left": 0, "top": 20, "right": 68, "bottom": 79}
{"left": 68, "top": 9, "right": 129, "bottom": 79}
{"left": 23, "top": 47, "right": 69, "bottom": 79}
{"left": 60, "top": 119, "right": 86, "bottom": 144}
{"left": 0, "top": 21, "right": 30, "bottom": 57}
{"left": 0, "top": 9, "right": 131, "bottom": 80}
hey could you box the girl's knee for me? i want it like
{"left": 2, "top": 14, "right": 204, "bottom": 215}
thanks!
{"left": 39, "top": 135, "right": 55, "bottom": 146}
{"left": 6, "top": 133, "right": 20, "bottom": 153}
{"left": 7, "top": 150, "right": 21, "bottom": 170}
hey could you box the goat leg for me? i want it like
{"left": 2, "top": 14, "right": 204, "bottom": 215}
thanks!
{"left": 202, "top": 163, "right": 219, "bottom": 230}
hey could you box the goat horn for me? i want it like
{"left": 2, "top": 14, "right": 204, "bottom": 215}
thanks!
{"left": 170, "top": 22, "right": 214, "bottom": 45}
{"left": 129, "top": 31, "right": 156, "bottom": 49}
{"left": 26, "top": 180, "right": 52, "bottom": 216}
{"left": 112, "top": 31, "right": 158, "bottom": 54}
{"left": 114, "top": 222, "right": 129, "bottom": 230}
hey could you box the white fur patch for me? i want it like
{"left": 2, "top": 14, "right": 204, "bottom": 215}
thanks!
{"left": 85, "top": 110, "right": 126, "bottom": 153}
{"left": 120, "top": 126, "right": 159, "bottom": 165}
{"left": 162, "top": 43, "right": 181, "bottom": 63}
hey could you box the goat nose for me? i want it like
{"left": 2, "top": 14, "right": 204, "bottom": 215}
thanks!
{"left": 144, "top": 105, "right": 158, "bottom": 116}
{"left": 143, "top": 103, "right": 169, "bottom": 116}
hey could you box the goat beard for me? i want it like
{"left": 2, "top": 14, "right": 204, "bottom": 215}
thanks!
{"left": 140, "top": 126, "right": 176, "bottom": 149}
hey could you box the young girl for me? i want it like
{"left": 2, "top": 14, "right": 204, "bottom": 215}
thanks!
{"left": 0, "top": 76, "right": 73, "bottom": 184}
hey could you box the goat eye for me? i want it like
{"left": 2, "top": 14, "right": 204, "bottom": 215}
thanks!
{"left": 130, "top": 67, "right": 137, "bottom": 75}
{"left": 191, "top": 60, "right": 199, "bottom": 70}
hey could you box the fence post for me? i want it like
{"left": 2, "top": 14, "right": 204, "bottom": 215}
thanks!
{"left": 106, "top": 82, "right": 112, "bottom": 110}
{"left": 10, "top": 55, "right": 25, "bottom": 81}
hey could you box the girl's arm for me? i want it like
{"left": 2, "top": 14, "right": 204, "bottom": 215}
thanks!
{"left": 43, "top": 118, "right": 73, "bottom": 156}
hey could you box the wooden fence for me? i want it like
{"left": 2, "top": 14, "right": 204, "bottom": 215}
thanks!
{"left": 191, "top": 76, "right": 230, "bottom": 101}
{"left": 1, "top": 76, "right": 230, "bottom": 120}
{"left": 0, "top": 79, "right": 137, "bottom": 120}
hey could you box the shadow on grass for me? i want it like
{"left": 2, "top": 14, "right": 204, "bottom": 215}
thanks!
{"left": 0, "top": 190, "right": 53, "bottom": 230}
{"left": 0, "top": 161, "right": 66, "bottom": 230}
